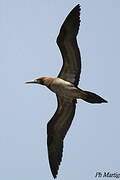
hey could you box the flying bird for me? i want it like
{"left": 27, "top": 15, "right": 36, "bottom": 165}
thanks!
{"left": 26, "top": 4, "right": 107, "bottom": 178}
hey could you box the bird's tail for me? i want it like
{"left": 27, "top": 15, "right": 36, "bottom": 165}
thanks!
{"left": 77, "top": 88, "right": 108, "bottom": 104}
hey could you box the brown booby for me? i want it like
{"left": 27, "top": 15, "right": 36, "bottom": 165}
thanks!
{"left": 26, "top": 4, "right": 107, "bottom": 178}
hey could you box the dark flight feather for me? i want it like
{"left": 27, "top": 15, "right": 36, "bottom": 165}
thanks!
{"left": 47, "top": 97, "right": 76, "bottom": 178}
{"left": 57, "top": 4, "right": 81, "bottom": 86}
{"left": 47, "top": 5, "right": 81, "bottom": 178}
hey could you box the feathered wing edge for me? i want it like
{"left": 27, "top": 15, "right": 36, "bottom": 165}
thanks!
{"left": 57, "top": 4, "right": 81, "bottom": 86}
{"left": 47, "top": 4, "right": 80, "bottom": 178}
{"left": 47, "top": 97, "right": 76, "bottom": 178}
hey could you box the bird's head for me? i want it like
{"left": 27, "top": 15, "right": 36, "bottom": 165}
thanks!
{"left": 25, "top": 77, "right": 45, "bottom": 85}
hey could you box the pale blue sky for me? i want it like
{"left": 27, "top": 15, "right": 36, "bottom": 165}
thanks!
{"left": 0, "top": 0, "right": 120, "bottom": 179}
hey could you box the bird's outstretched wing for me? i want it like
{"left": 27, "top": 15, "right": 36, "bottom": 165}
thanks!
{"left": 57, "top": 4, "right": 81, "bottom": 86}
{"left": 47, "top": 97, "right": 76, "bottom": 178}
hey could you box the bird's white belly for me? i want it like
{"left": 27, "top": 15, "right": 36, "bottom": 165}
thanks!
{"left": 49, "top": 78, "right": 77, "bottom": 98}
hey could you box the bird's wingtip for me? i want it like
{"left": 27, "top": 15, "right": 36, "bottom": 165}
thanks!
{"left": 75, "top": 4, "right": 81, "bottom": 9}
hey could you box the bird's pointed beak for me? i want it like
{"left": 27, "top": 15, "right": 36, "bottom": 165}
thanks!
{"left": 25, "top": 79, "right": 38, "bottom": 84}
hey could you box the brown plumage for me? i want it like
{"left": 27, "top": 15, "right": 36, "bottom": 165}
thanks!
{"left": 26, "top": 4, "right": 107, "bottom": 178}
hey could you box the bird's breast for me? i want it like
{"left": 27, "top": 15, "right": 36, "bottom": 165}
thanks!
{"left": 48, "top": 78, "right": 75, "bottom": 97}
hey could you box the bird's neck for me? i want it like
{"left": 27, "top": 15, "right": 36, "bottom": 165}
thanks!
{"left": 42, "top": 77, "right": 55, "bottom": 87}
